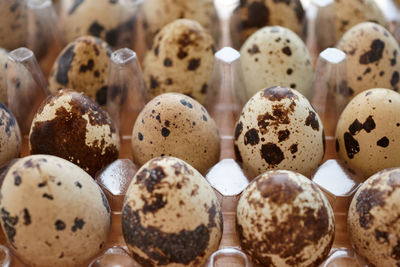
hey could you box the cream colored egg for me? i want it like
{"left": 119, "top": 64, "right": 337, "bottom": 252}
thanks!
{"left": 236, "top": 170, "right": 335, "bottom": 266}
{"left": 131, "top": 93, "right": 220, "bottom": 175}
{"left": 143, "top": 19, "right": 215, "bottom": 105}
{"left": 230, "top": 0, "right": 305, "bottom": 48}
{"left": 48, "top": 36, "right": 112, "bottom": 106}
{"left": 0, "top": 155, "right": 111, "bottom": 267}
{"left": 0, "top": 0, "right": 27, "bottom": 50}
{"left": 348, "top": 167, "right": 400, "bottom": 266}
{"left": 29, "top": 89, "right": 120, "bottom": 177}
{"left": 336, "top": 88, "right": 400, "bottom": 179}
{"left": 122, "top": 156, "right": 223, "bottom": 267}
{"left": 0, "top": 103, "right": 21, "bottom": 165}
{"left": 240, "top": 26, "right": 313, "bottom": 100}
{"left": 337, "top": 22, "right": 400, "bottom": 98}
{"left": 234, "top": 86, "right": 325, "bottom": 179}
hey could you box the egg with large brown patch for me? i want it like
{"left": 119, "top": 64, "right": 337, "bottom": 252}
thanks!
{"left": 122, "top": 156, "right": 223, "bottom": 267}
{"left": 337, "top": 22, "right": 400, "bottom": 98}
{"left": 0, "top": 102, "right": 21, "bottom": 165}
{"left": 131, "top": 93, "right": 220, "bottom": 175}
{"left": 336, "top": 88, "right": 400, "bottom": 179}
{"left": 59, "top": 0, "right": 136, "bottom": 48}
{"left": 234, "top": 86, "right": 325, "bottom": 179}
{"left": 230, "top": 0, "right": 305, "bottom": 48}
{"left": 348, "top": 167, "right": 400, "bottom": 266}
{"left": 236, "top": 170, "right": 335, "bottom": 266}
{"left": 143, "top": 19, "right": 215, "bottom": 105}
{"left": 29, "top": 89, "right": 120, "bottom": 177}
{"left": 240, "top": 26, "right": 313, "bottom": 100}
{"left": 48, "top": 36, "right": 112, "bottom": 106}
{"left": 0, "top": 0, "right": 27, "bottom": 50}
{"left": 0, "top": 155, "right": 111, "bottom": 267}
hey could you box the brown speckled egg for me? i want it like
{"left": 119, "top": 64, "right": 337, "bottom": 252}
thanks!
{"left": 0, "top": 48, "right": 8, "bottom": 105}
{"left": 131, "top": 93, "right": 220, "bottom": 175}
{"left": 234, "top": 86, "right": 325, "bottom": 179}
{"left": 60, "top": 0, "right": 136, "bottom": 48}
{"left": 240, "top": 26, "right": 313, "bottom": 100}
{"left": 143, "top": 0, "right": 219, "bottom": 44}
{"left": 48, "top": 36, "right": 112, "bottom": 105}
{"left": 29, "top": 89, "right": 120, "bottom": 177}
{"left": 122, "top": 156, "right": 223, "bottom": 267}
{"left": 0, "top": 0, "right": 27, "bottom": 50}
{"left": 230, "top": 0, "right": 305, "bottom": 48}
{"left": 0, "top": 103, "right": 21, "bottom": 165}
{"left": 337, "top": 22, "right": 400, "bottom": 98}
{"left": 348, "top": 167, "right": 400, "bottom": 266}
{"left": 335, "top": 88, "right": 400, "bottom": 179}
{"left": 0, "top": 155, "right": 111, "bottom": 267}
{"left": 236, "top": 170, "right": 335, "bottom": 266}
{"left": 143, "top": 19, "right": 215, "bottom": 105}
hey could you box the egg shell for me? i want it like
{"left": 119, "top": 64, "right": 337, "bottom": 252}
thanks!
{"left": 60, "top": 0, "right": 136, "bottom": 48}
{"left": 131, "top": 93, "right": 220, "bottom": 175}
{"left": 234, "top": 86, "right": 325, "bottom": 179}
{"left": 236, "top": 170, "right": 335, "bottom": 266}
{"left": 230, "top": 0, "right": 305, "bottom": 48}
{"left": 48, "top": 36, "right": 112, "bottom": 105}
{"left": 337, "top": 22, "right": 400, "bottom": 98}
{"left": 29, "top": 89, "right": 120, "bottom": 177}
{"left": 0, "top": 155, "right": 111, "bottom": 267}
{"left": 122, "top": 156, "right": 223, "bottom": 267}
{"left": 0, "top": 48, "right": 8, "bottom": 105}
{"left": 143, "top": 0, "right": 219, "bottom": 44}
{"left": 335, "top": 88, "right": 400, "bottom": 179}
{"left": 348, "top": 167, "right": 400, "bottom": 266}
{"left": 240, "top": 26, "right": 313, "bottom": 99}
{"left": 0, "top": 0, "right": 27, "bottom": 50}
{"left": 0, "top": 103, "right": 21, "bottom": 165}
{"left": 143, "top": 19, "right": 215, "bottom": 105}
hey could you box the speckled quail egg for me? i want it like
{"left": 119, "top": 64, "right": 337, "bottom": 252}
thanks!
{"left": 59, "top": 0, "right": 136, "bottom": 48}
{"left": 0, "top": 155, "right": 111, "bottom": 267}
{"left": 29, "top": 89, "right": 120, "bottom": 177}
{"left": 348, "top": 167, "right": 400, "bottom": 266}
{"left": 143, "top": 19, "right": 215, "bottom": 105}
{"left": 335, "top": 88, "right": 400, "bottom": 179}
{"left": 0, "top": 103, "right": 21, "bottom": 165}
{"left": 337, "top": 22, "right": 400, "bottom": 98}
{"left": 316, "top": 0, "right": 388, "bottom": 49}
{"left": 236, "top": 170, "right": 335, "bottom": 266}
{"left": 122, "top": 156, "right": 223, "bottom": 267}
{"left": 234, "top": 86, "right": 325, "bottom": 179}
{"left": 143, "top": 0, "right": 219, "bottom": 44}
{"left": 240, "top": 26, "right": 313, "bottom": 100}
{"left": 0, "top": 48, "right": 8, "bottom": 105}
{"left": 0, "top": 0, "right": 27, "bottom": 50}
{"left": 131, "top": 93, "right": 220, "bottom": 175}
{"left": 48, "top": 36, "right": 112, "bottom": 105}
{"left": 230, "top": 0, "right": 305, "bottom": 48}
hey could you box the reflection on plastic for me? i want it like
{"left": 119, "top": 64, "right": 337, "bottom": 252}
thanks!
{"left": 7, "top": 48, "right": 49, "bottom": 135}
{"left": 207, "top": 247, "right": 252, "bottom": 267}
{"left": 206, "top": 47, "right": 247, "bottom": 136}
{"left": 321, "top": 248, "right": 370, "bottom": 267}
{"left": 89, "top": 246, "right": 140, "bottom": 267}
{"left": 107, "top": 48, "right": 148, "bottom": 137}
{"left": 0, "top": 245, "right": 11, "bottom": 267}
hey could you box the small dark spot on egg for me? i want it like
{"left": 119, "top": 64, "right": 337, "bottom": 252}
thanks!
{"left": 286, "top": 68, "right": 293, "bottom": 75}
{"left": 344, "top": 132, "right": 359, "bottom": 159}
{"left": 177, "top": 49, "right": 188, "bottom": 59}
{"left": 305, "top": 111, "right": 319, "bottom": 131}
{"left": 150, "top": 75, "right": 159, "bottom": 89}
{"left": 187, "top": 58, "right": 200, "bottom": 71}
{"left": 359, "top": 39, "right": 385, "bottom": 65}
{"left": 75, "top": 181, "right": 82, "bottom": 188}
{"left": 154, "top": 46, "right": 159, "bottom": 56}
{"left": 248, "top": 44, "right": 260, "bottom": 55}
{"left": 71, "top": 218, "right": 85, "bottom": 232}
{"left": 43, "top": 193, "right": 54, "bottom": 200}
{"left": 202, "top": 115, "right": 207, "bottom": 121}
{"left": 289, "top": 143, "right": 298, "bottom": 154}
{"left": 235, "top": 122, "right": 243, "bottom": 140}
{"left": 14, "top": 175, "right": 21, "bottom": 186}
{"left": 260, "top": 143, "right": 284, "bottom": 166}
{"left": 38, "top": 181, "right": 46, "bottom": 187}
{"left": 234, "top": 144, "right": 243, "bottom": 163}
{"left": 262, "top": 86, "right": 298, "bottom": 101}
{"left": 180, "top": 99, "right": 193, "bottom": 108}
{"left": 88, "top": 22, "right": 105, "bottom": 37}
{"left": 377, "top": 137, "right": 389, "bottom": 147}
{"left": 244, "top": 128, "right": 259, "bottom": 145}
{"left": 138, "top": 132, "right": 143, "bottom": 141}
{"left": 55, "top": 220, "right": 66, "bottom": 231}
{"left": 201, "top": 84, "right": 208, "bottom": 94}
{"left": 282, "top": 46, "right": 292, "bottom": 56}
{"left": 391, "top": 71, "right": 399, "bottom": 87}
{"left": 161, "top": 127, "right": 170, "bottom": 137}
{"left": 23, "top": 209, "right": 31, "bottom": 225}
{"left": 164, "top": 58, "right": 172, "bottom": 67}
{"left": 278, "top": 129, "right": 290, "bottom": 142}
{"left": 95, "top": 86, "right": 108, "bottom": 106}
{"left": 335, "top": 139, "right": 339, "bottom": 152}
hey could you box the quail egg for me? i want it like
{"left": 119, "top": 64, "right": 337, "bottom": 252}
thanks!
{"left": 348, "top": 167, "right": 400, "bottom": 266}
{"left": 234, "top": 86, "right": 325, "bottom": 179}
{"left": 240, "top": 26, "right": 313, "bottom": 99}
{"left": 336, "top": 88, "right": 400, "bottom": 179}
{"left": 0, "top": 0, "right": 27, "bottom": 50}
{"left": 337, "top": 22, "right": 400, "bottom": 98}
{"left": 236, "top": 170, "right": 335, "bottom": 266}
{"left": 29, "top": 89, "right": 120, "bottom": 177}
{"left": 230, "top": 0, "right": 305, "bottom": 48}
{"left": 59, "top": 0, "right": 136, "bottom": 48}
{"left": 0, "top": 155, "right": 111, "bottom": 267}
{"left": 48, "top": 36, "right": 112, "bottom": 105}
{"left": 143, "top": 19, "right": 215, "bottom": 105}
{"left": 131, "top": 93, "right": 220, "bottom": 175}
{"left": 122, "top": 156, "right": 223, "bottom": 266}
{"left": 0, "top": 103, "right": 21, "bottom": 165}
